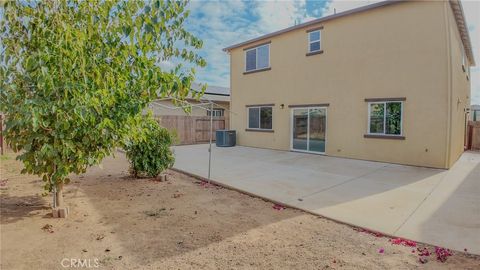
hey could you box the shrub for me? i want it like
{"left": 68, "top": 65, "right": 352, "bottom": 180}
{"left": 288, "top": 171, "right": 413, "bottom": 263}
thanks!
{"left": 124, "top": 116, "right": 175, "bottom": 178}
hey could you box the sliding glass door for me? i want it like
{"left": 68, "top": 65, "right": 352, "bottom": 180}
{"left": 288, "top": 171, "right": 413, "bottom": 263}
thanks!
{"left": 292, "top": 109, "right": 308, "bottom": 151}
{"left": 291, "top": 107, "right": 326, "bottom": 153}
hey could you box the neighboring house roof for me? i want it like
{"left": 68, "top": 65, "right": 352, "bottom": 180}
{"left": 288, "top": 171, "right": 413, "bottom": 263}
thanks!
{"left": 223, "top": 0, "right": 475, "bottom": 66}
{"left": 191, "top": 82, "right": 230, "bottom": 96}
{"left": 189, "top": 83, "right": 230, "bottom": 102}
{"left": 196, "top": 93, "right": 230, "bottom": 102}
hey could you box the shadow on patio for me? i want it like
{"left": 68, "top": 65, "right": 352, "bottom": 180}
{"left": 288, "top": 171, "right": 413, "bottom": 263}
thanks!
{"left": 397, "top": 157, "right": 480, "bottom": 254}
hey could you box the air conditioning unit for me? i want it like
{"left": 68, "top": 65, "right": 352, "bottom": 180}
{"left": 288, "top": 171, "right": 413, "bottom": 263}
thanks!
{"left": 216, "top": 130, "right": 236, "bottom": 147}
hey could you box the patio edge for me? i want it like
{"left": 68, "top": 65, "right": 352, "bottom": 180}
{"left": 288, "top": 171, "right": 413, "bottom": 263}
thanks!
{"left": 170, "top": 167, "right": 478, "bottom": 255}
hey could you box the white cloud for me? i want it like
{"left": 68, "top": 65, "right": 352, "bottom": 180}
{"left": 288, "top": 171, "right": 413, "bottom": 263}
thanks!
{"left": 322, "top": 0, "right": 382, "bottom": 16}
{"left": 254, "top": 1, "right": 307, "bottom": 33}
{"left": 187, "top": 0, "right": 386, "bottom": 87}
{"left": 183, "top": 1, "right": 250, "bottom": 87}
{"left": 185, "top": 0, "right": 316, "bottom": 87}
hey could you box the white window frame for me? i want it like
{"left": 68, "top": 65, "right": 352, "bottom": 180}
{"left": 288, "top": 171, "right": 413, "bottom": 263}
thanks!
{"left": 247, "top": 106, "right": 273, "bottom": 130}
{"left": 308, "top": 30, "right": 321, "bottom": 53}
{"left": 367, "top": 101, "right": 403, "bottom": 136}
{"left": 207, "top": 109, "right": 224, "bottom": 117}
{"left": 289, "top": 106, "right": 328, "bottom": 155}
{"left": 245, "top": 44, "right": 270, "bottom": 72}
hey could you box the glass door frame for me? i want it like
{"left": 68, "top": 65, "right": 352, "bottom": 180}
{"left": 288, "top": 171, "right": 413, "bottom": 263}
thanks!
{"left": 289, "top": 106, "right": 327, "bottom": 155}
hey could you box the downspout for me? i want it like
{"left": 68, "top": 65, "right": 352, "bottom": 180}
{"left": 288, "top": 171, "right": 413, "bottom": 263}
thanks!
{"left": 227, "top": 51, "right": 232, "bottom": 131}
{"left": 444, "top": 2, "right": 453, "bottom": 168}
{"left": 229, "top": 51, "right": 234, "bottom": 132}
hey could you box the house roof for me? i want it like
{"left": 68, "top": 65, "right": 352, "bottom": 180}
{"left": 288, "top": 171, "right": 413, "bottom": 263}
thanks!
{"left": 188, "top": 83, "right": 230, "bottom": 102}
{"left": 191, "top": 82, "right": 230, "bottom": 96}
{"left": 223, "top": 0, "right": 475, "bottom": 66}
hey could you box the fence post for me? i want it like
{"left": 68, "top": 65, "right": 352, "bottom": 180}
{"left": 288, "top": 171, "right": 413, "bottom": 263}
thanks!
{"left": 467, "top": 124, "right": 472, "bottom": 150}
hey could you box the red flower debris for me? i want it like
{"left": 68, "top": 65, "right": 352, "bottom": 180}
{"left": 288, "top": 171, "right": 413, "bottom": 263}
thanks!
{"left": 417, "top": 247, "right": 431, "bottom": 257}
{"left": 272, "top": 204, "right": 286, "bottom": 210}
{"left": 353, "top": 227, "right": 384, "bottom": 237}
{"left": 378, "top": 248, "right": 385, "bottom": 254}
{"left": 415, "top": 246, "right": 452, "bottom": 264}
{"left": 390, "top": 237, "right": 417, "bottom": 247}
{"left": 434, "top": 247, "right": 452, "bottom": 263}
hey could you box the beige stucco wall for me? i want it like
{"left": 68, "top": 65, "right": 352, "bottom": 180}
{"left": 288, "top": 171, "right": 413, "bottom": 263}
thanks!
{"left": 229, "top": 1, "right": 470, "bottom": 168}
{"left": 445, "top": 3, "right": 472, "bottom": 168}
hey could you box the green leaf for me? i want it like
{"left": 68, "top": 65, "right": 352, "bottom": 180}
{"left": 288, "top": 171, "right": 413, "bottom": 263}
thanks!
{"left": 1, "top": 0, "right": 204, "bottom": 197}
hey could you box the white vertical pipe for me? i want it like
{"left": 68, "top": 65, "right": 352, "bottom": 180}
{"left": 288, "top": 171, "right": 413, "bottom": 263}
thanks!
{"left": 208, "top": 101, "right": 213, "bottom": 183}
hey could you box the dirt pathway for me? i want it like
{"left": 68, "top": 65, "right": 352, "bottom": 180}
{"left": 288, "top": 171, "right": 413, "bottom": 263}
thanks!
{"left": 1, "top": 152, "right": 478, "bottom": 269}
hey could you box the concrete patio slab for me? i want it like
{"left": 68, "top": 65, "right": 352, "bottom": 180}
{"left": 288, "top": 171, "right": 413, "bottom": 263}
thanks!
{"left": 172, "top": 144, "right": 480, "bottom": 254}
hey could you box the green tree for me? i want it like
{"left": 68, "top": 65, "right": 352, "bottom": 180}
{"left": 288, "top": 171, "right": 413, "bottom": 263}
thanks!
{"left": 0, "top": 0, "right": 206, "bottom": 213}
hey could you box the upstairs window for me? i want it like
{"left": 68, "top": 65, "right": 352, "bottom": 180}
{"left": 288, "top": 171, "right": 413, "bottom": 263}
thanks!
{"left": 308, "top": 30, "right": 321, "bottom": 53}
{"left": 368, "top": 101, "right": 403, "bottom": 135}
{"left": 248, "top": 106, "right": 272, "bottom": 130}
{"left": 245, "top": 44, "right": 270, "bottom": 72}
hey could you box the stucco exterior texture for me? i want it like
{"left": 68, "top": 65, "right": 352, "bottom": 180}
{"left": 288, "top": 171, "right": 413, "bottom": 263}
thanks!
{"left": 228, "top": 1, "right": 471, "bottom": 169}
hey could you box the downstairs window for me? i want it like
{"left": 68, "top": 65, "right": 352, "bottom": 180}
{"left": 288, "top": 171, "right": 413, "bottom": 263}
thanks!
{"left": 368, "top": 101, "right": 403, "bottom": 135}
{"left": 248, "top": 106, "right": 272, "bottom": 130}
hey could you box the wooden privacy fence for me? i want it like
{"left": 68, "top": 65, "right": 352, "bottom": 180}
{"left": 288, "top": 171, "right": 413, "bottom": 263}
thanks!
{"left": 155, "top": 115, "right": 226, "bottom": 145}
{"left": 466, "top": 121, "right": 480, "bottom": 151}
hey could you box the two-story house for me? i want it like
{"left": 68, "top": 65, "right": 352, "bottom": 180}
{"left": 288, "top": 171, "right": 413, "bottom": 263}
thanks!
{"left": 223, "top": 0, "right": 474, "bottom": 169}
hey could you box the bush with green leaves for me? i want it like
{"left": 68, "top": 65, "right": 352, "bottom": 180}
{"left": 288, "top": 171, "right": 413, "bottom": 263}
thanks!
{"left": 125, "top": 116, "right": 175, "bottom": 178}
{"left": 0, "top": 0, "right": 205, "bottom": 209}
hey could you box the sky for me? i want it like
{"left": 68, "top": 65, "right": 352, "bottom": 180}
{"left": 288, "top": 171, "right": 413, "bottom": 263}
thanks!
{"left": 183, "top": 0, "right": 480, "bottom": 105}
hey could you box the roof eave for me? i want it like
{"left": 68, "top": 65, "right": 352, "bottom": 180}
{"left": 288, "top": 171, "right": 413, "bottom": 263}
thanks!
{"left": 450, "top": 0, "right": 475, "bottom": 66}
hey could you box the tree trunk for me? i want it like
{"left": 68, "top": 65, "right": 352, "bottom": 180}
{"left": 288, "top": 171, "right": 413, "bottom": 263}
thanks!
{"left": 55, "top": 182, "right": 64, "bottom": 208}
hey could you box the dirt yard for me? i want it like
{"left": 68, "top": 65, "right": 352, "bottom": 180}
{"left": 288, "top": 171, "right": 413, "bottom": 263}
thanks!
{"left": 1, "top": 151, "right": 479, "bottom": 270}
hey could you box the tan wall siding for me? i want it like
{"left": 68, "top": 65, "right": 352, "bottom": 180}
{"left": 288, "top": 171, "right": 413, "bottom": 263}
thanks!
{"left": 446, "top": 4, "right": 471, "bottom": 167}
{"left": 230, "top": 1, "right": 452, "bottom": 168}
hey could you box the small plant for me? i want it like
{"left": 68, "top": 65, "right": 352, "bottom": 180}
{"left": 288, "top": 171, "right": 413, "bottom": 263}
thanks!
{"left": 124, "top": 115, "right": 175, "bottom": 178}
